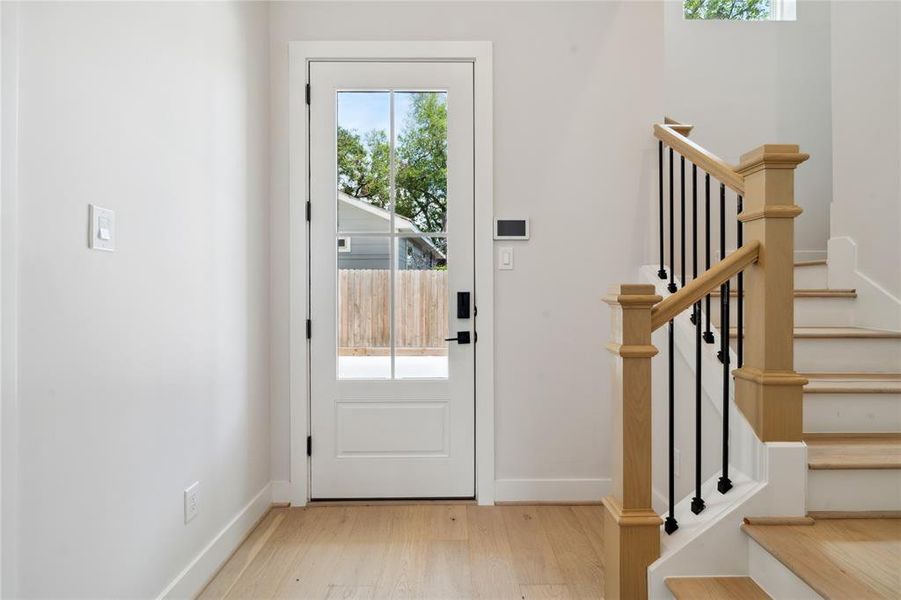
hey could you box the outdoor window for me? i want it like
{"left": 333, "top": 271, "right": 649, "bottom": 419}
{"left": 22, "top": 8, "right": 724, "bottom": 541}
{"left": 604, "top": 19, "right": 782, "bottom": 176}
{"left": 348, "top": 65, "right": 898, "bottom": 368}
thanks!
{"left": 336, "top": 90, "right": 450, "bottom": 380}
{"left": 684, "top": 0, "right": 796, "bottom": 21}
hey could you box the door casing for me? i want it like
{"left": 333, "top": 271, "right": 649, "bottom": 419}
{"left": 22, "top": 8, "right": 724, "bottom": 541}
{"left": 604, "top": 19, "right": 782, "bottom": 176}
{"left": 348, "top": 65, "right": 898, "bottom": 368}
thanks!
{"left": 287, "top": 41, "right": 494, "bottom": 506}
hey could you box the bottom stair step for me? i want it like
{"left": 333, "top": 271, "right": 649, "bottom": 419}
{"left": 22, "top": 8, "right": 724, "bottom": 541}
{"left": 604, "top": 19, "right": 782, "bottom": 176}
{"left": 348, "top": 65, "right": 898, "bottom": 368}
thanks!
{"left": 742, "top": 518, "right": 901, "bottom": 599}
{"left": 665, "top": 576, "right": 771, "bottom": 599}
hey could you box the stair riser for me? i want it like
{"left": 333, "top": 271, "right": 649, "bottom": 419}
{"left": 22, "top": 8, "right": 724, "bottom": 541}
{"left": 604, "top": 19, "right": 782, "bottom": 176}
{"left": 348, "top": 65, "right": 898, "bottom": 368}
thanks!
{"left": 794, "top": 264, "right": 828, "bottom": 288}
{"left": 726, "top": 338, "right": 901, "bottom": 373}
{"left": 747, "top": 539, "right": 821, "bottom": 600}
{"left": 804, "top": 393, "right": 901, "bottom": 433}
{"left": 807, "top": 469, "right": 901, "bottom": 511}
{"left": 710, "top": 296, "right": 855, "bottom": 328}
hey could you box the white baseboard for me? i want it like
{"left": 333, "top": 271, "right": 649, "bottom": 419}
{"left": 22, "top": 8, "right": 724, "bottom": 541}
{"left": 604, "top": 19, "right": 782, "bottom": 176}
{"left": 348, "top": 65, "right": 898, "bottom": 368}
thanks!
{"left": 271, "top": 480, "right": 293, "bottom": 505}
{"left": 157, "top": 483, "right": 273, "bottom": 600}
{"left": 494, "top": 478, "right": 610, "bottom": 503}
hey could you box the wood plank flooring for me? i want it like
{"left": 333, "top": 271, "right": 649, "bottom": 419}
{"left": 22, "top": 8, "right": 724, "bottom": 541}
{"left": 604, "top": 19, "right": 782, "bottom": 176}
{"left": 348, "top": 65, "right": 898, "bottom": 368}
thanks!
{"left": 200, "top": 504, "right": 605, "bottom": 600}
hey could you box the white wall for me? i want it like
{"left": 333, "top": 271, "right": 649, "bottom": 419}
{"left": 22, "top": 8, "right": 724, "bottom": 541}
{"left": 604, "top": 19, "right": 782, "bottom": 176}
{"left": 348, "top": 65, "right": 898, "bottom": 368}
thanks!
{"left": 830, "top": 1, "right": 901, "bottom": 299}
{"left": 8, "top": 2, "right": 270, "bottom": 597}
{"left": 269, "top": 1, "right": 664, "bottom": 499}
{"left": 664, "top": 0, "right": 833, "bottom": 261}
{"left": 0, "top": 3, "right": 19, "bottom": 594}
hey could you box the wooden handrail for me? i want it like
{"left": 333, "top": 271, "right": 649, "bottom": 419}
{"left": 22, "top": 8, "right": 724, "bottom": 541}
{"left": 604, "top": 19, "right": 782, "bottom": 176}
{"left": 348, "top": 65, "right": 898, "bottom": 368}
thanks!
{"left": 654, "top": 123, "right": 745, "bottom": 194}
{"left": 651, "top": 241, "right": 760, "bottom": 331}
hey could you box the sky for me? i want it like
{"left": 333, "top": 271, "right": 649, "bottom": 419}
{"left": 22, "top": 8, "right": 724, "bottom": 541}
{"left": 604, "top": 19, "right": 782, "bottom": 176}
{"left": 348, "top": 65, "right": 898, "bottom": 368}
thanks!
{"left": 337, "top": 91, "right": 440, "bottom": 137}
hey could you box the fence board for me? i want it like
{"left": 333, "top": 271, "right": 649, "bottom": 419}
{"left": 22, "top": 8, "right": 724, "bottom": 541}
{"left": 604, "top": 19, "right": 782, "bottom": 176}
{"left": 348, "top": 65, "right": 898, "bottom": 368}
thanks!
{"left": 338, "top": 269, "right": 448, "bottom": 355}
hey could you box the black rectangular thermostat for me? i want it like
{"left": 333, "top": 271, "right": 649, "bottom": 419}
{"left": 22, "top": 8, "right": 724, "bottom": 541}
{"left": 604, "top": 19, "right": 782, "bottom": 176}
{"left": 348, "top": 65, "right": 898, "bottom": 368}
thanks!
{"left": 494, "top": 218, "right": 529, "bottom": 240}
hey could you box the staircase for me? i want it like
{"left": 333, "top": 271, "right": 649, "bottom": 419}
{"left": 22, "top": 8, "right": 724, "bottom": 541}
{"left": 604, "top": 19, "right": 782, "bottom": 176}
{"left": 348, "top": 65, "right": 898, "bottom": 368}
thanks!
{"left": 603, "top": 119, "right": 901, "bottom": 600}
{"left": 667, "top": 260, "right": 901, "bottom": 599}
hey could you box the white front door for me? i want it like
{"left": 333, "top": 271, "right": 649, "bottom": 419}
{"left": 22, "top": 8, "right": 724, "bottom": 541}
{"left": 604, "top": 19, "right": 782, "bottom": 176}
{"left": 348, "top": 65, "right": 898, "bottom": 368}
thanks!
{"left": 309, "top": 61, "right": 475, "bottom": 499}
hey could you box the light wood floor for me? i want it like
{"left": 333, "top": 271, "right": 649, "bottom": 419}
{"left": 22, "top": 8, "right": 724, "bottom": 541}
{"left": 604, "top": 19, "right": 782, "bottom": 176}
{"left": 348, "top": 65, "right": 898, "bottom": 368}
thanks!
{"left": 200, "top": 504, "right": 605, "bottom": 600}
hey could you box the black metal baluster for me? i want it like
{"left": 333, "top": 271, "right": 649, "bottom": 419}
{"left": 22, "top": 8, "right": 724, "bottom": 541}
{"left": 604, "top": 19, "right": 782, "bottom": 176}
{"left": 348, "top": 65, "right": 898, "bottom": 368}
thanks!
{"left": 718, "top": 183, "right": 733, "bottom": 495}
{"left": 691, "top": 164, "right": 705, "bottom": 514}
{"left": 680, "top": 156, "right": 686, "bottom": 289}
{"left": 737, "top": 195, "right": 744, "bottom": 368}
{"left": 668, "top": 149, "right": 677, "bottom": 293}
{"left": 665, "top": 318, "right": 679, "bottom": 534}
{"left": 658, "top": 142, "right": 667, "bottom": 280}
{"left": 703, "top": 174, "right": 714, "bottom": 343}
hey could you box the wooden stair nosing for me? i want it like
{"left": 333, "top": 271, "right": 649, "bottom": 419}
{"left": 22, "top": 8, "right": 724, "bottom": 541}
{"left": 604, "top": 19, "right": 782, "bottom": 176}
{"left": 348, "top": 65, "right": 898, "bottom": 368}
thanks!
{"left": 794, "top": 259, "right": 827, "bottom": 267}
{"left": 665, "top": 576, "right": 771, "bottom": 600}
{"left": 728, "top": 327, "right": 901, "bottom": 339}
{"left": 711, "top": 288, "right": 856, "bottom": 298}
{"left": 806, "top": 435, "right": 901, "bottom": 470}
{"left": 808, "top": 510, "right": 901, "bottom": 519}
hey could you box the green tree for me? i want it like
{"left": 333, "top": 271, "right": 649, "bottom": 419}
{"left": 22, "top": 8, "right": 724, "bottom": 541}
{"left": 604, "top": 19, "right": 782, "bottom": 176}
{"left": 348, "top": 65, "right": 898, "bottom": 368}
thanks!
{"left": 396, "top": 94, "right": 448, "bottom": 233}
{"left": 336, "top": 93, "right": 447, "bottom": 233}
{"left": 684, "top": 0, "right": 769, "bottom": 20}
{"left": 337, "top": 127, "right": 390, "bottom": 208}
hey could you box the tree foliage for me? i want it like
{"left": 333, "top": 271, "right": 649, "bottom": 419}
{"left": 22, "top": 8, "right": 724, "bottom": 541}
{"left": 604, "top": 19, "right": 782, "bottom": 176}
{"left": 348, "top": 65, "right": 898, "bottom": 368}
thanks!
{"left": 337, "top": 93, "right": 447, "bottom": 233}
{"left": 684, "top": 0, "right": 770, "bottom": 20}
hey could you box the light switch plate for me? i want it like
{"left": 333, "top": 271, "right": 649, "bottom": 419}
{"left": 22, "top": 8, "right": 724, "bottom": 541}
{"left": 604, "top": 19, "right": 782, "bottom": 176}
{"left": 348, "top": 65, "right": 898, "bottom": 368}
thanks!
{"left": 184, "top": 481, "right": 200, "bottom": 524}
{"left": 89, "top": 205, "right": 115, "bottom": 252}
{"left": 498, "top": 247, "right": 514, "bottom": 270}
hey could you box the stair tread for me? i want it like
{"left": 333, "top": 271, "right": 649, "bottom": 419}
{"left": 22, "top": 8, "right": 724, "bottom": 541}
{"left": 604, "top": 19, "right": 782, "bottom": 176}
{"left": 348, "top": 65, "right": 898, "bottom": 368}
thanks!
{"left": 742, "top": 518, "right": 901, "bottom": 599}
{"left": 805, "top": 376, "right": 901, "bottom": 394}
{"left": 729, "top": 327, "right": 901, "bottom": 339}
{"left": 711, "top": 288, "right": 856, "bottom": 298}
{"left": 795, "top": 259, "right": 828, "bottom": 267}
{"left": 807, "top": 436, "right": 901, "bottom": 470}
{"left": 665, "top": 576, "right": 771, "bottom": 599}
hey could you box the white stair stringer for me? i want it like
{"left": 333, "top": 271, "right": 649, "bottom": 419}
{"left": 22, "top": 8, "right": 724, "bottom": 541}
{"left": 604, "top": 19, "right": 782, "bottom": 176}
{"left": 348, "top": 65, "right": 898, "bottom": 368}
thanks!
{"left": 647, "top": 442, "right": 808, "bottom": 600}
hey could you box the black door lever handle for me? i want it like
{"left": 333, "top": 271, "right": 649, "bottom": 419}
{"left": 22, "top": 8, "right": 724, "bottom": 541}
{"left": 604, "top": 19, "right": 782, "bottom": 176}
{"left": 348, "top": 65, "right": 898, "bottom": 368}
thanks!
{"left": 444, "top": 331, "right": 471, "bottom": 344}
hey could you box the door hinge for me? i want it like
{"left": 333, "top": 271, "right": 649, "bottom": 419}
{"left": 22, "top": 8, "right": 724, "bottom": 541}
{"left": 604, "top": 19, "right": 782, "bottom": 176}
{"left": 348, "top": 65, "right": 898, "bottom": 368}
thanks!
{"left": 305, "top": 83, "right": 311, "bottom": 105}
{"left": 305, "top": 200, "right": 311, "bottom": 222}
{"left": 306, "top": 318, "right": 311, "bottom": 339}
{"left": 306, "top": 435, "right": 312, "bottom": 457}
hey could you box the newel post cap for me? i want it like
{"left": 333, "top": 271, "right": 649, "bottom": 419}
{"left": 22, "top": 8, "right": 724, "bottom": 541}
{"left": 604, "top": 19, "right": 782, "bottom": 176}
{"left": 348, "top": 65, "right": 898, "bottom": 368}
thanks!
{"left": 737, "top": 144, "right": 809, "bottom": 176}
{"left": 603, "top": 284, "right": 661, "bottom": 307}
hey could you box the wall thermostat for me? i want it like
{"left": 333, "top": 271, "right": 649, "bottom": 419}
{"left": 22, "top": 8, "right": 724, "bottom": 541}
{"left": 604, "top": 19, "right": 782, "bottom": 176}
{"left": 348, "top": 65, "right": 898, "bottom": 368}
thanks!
{"left": 494, "top": 218, "right": 529, "bottom": 240}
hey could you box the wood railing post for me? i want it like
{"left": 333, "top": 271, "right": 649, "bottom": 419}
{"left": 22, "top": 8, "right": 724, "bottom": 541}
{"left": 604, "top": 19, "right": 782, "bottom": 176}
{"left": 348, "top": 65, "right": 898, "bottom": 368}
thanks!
{"left": 602, "top": 284, "right": 662, "bottom": 600}
{"left": 733, "top": 145, "right": 809, "bottom": 441}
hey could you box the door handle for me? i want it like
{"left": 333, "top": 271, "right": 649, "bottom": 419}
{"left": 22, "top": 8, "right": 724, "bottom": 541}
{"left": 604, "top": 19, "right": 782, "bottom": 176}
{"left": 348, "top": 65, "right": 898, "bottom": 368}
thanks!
{"left": 444, "top": 331, "right": 471, "bottom": 344}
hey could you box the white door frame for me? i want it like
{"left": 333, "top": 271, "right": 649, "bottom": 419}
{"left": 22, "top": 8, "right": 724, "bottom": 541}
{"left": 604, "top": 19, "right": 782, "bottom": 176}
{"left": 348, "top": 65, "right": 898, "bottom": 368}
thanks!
{"left": 287, "top": 41, "right": 494, "bottom": 506}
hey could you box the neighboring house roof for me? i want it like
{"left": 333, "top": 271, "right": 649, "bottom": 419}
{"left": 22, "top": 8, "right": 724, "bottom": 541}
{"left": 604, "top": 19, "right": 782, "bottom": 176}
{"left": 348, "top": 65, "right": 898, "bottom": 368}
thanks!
{"left": 338, "top": 192, "right": 445, "bottom": 259}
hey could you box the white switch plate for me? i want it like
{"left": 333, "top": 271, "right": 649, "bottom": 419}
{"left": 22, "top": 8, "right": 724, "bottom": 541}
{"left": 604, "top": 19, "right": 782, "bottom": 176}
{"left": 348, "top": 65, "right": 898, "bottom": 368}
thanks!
{"left": 89, "top": 204, "right": 115, "bottom": 252}
{"left": 498, "top": 247, "right": 514, "bottom": 270}
{"left": 184, "top": 481, "right": 200, "bottom": 524}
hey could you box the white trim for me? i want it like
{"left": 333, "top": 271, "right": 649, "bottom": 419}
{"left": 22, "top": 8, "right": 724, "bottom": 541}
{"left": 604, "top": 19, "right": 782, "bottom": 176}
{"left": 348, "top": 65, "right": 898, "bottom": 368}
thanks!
{"left": 271, "top": 480, "right": 293, "bottom": 505}
{"left": 156, "top": 483, "right": 273, "bottom": 600}
{"left": 288, "top": 41, "right": 494, "bottom": 506}
{"left": 494, "top": 478, "right": 610, "bottom": 503}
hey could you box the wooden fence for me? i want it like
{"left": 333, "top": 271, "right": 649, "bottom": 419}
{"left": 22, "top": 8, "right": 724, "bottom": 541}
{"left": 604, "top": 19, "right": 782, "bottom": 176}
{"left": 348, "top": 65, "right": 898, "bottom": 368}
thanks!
{"left": 338, "top": 269, "right": 448, "bottom": 355}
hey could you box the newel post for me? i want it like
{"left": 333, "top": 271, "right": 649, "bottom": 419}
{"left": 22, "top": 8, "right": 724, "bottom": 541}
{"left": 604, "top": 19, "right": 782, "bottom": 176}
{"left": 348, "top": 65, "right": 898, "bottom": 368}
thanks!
{"left": 733, "top": 145, "right": 809, "bottom": 441}
{"left": 602, "top": 284, "right": 662, "bottom": 600}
